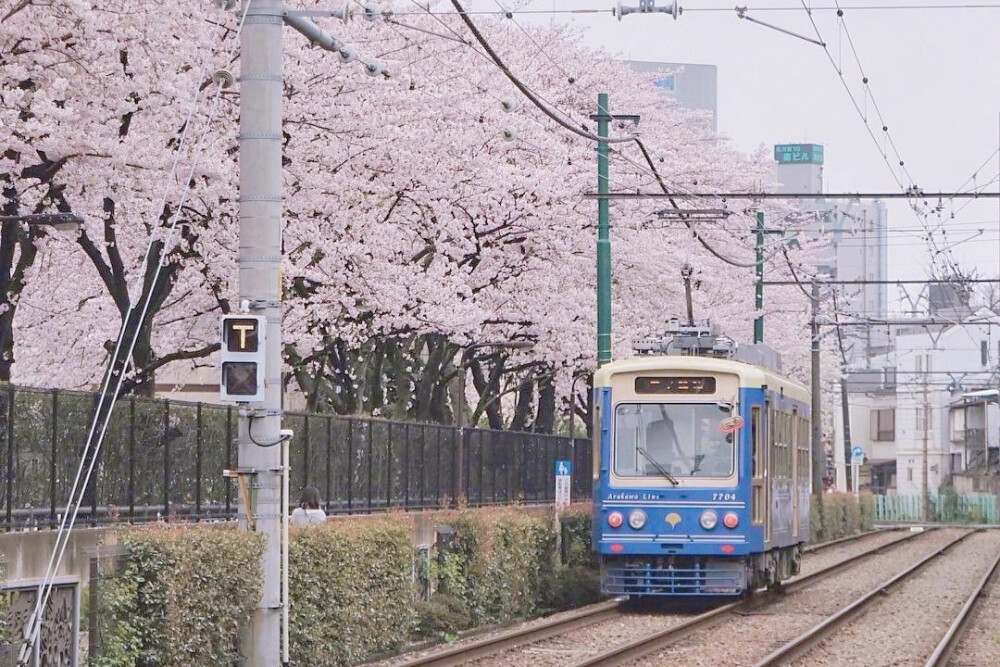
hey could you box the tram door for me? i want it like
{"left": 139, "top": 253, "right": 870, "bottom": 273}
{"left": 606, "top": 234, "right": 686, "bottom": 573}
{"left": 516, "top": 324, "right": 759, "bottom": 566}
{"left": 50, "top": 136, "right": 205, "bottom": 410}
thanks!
{"left": 751, "top": 404, "right": 768, "bottom": 543}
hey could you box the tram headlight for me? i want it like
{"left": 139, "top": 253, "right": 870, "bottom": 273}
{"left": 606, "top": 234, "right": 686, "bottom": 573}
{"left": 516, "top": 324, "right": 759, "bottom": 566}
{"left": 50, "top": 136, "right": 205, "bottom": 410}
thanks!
{"left": 607, "top": 511, "right": 624, "bottom": 528}
{"left": 627, "top": 509, "right": 647, "bottom": 530}
{"left": 699, "top": 510, "right": 718, "bottom": 530}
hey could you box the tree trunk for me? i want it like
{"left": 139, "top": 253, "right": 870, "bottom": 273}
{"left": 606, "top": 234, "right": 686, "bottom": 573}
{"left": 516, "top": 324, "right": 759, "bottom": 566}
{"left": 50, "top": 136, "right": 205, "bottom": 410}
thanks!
{"left": 534, "top": 373, "right": 556, "bottom": 434}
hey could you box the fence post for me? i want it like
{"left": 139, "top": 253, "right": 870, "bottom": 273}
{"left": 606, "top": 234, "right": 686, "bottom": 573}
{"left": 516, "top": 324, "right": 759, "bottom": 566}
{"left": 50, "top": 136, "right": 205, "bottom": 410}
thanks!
{"left": 162, "top": 400, "right": 170, "bottom": 518}
{"left": 303, "top": 414, "right": 310, "bottom": 488}
{"left": 195, "top": 402, "right": 203, "bottom": 520}
{"left": 225, "top": 406, "right": 233, "bottom": 515}
{"left": 50, "top": 389, "right": 58, "bottom": 526}
{"left": 129, "top": 398, "right": 136, "bottom": 522}
{"left": 324, "top": 416, "right": 332, "bottom": 514}
{"left": 366, "top": 419, "right": 374, "bottom": 511}
{"left": 5, "top": 384, "right": 14, "bottom": 531}
{"left": 346, "top": 419, "right": 354, "bottom": 513}
{"left": 404, "top": 423, "right": 411, "bottom": 508}
{"left": 386, "top": 421, "right": 393, "bottom": 509}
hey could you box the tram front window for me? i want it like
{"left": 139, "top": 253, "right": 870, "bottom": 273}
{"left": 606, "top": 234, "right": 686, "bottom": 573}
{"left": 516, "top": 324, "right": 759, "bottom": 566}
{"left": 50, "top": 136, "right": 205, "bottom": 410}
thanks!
{"left": 614, "top": 403, "right": 735, "bottom": 479}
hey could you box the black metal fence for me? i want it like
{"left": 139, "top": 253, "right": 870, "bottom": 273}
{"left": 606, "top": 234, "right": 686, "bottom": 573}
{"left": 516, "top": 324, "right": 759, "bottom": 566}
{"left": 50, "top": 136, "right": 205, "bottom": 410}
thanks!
{"left": 0, "top": 385, "right": 592, "bottom": 531}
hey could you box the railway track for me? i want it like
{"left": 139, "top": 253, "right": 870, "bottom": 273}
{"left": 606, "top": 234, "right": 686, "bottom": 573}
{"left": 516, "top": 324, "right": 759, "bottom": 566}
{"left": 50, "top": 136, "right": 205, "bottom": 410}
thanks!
{"left": 752, "top": 529, "right": 979, "bottom": 667}
{"left": 384, "top": 528, "right": 920, "bottom": 667}
{"left": 569, "top": 528, "right": 931, "bottom": 667}
{"left": 801, "top": 526, "right": 896, "bottom": 553}
{"left": 924, "top": 548, "right": 1000, "bottom": 666}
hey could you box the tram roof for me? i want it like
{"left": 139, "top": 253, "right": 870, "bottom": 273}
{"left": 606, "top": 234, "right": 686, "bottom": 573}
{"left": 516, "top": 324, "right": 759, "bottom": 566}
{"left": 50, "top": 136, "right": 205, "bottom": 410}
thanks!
{"left": 594, "top": 355, "right": 810, "bottom": 404}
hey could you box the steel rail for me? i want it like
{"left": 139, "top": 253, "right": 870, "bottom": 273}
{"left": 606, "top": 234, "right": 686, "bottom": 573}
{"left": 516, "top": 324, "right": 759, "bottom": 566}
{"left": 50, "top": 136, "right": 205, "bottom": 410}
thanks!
{"left": 391, "top": 600, "right": 623, "bottom": 667}
{"left": 804, "top": 527, "right": 897, "bottom": 553}
{"left": 754, "top": 529, "right": 980, "bottom": 667}
{"left": 570, "top": 528, "right": 931, "bottom": 667}
{"left": 924, "top": 548, "right": 1000, "bottom": 667}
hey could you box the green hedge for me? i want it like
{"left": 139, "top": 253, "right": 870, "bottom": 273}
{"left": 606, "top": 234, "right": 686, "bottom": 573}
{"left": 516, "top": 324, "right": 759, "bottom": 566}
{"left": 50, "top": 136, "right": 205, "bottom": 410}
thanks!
{"left": 94, "top": 507, "right": 601, "bottom": 664}
{"left": 436, "top": 509, "right": 556, "bottom": 625}
{"left": 810, "top": 492, "right": 876, "bottom": 542}
{"left": 289, "top": 518, "right": 414, "bottom": 665}
{"left": 93, "top": 527, "right": 264, "bottom": 667}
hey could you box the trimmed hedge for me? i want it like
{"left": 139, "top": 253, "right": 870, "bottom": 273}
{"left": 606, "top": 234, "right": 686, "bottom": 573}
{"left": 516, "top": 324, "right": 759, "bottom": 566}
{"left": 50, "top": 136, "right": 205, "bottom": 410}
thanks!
{"left": 94, "top": 506, "right": 601, "bottom": 664}
{"left": 93, "top": 527, "right": 264, "bottom": 667}
{"left": 289, "top": 518, "right": 414, "bottom": 665}
{"left": 809, "top": 492, "right": 876, "bottom": 542}
{"left": 436, "top": 509, "right": 556, "bottom": 625}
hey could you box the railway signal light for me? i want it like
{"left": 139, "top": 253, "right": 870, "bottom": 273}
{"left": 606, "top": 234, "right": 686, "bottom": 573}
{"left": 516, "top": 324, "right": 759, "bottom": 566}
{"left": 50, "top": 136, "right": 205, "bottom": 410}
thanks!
{"left": 220, "top": 315, "right": 266, "bottom": 402}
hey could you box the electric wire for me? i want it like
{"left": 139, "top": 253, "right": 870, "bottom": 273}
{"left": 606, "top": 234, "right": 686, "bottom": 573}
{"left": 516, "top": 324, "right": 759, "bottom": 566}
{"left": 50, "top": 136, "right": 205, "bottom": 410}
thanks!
{"left": 798, "top": 1, "right": 966, "bottom": 279}
{"left": 383, "top": 4, "right": 1000, "bottom": 17}
{"left": 16, "top": 5, "right": 250, "bottom": 661}
{"left": 448, "top": 0, "right": 634, "bottom": 144}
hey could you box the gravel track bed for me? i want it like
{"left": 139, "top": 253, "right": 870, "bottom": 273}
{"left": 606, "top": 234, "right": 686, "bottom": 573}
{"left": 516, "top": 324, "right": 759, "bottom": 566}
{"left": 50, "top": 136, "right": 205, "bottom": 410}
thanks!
{"left": 368, "top": 530, "right": 940, "bottom": 667}
{"left": 463, "top": 607, "right": 689, "bottom": 667}
{"left": 791, "top": 530, "right": 1000, "bottom": 667}
{"left": 629, "top": 528, "right": 968, "bottom": 667}
{"left": 948, "top": 551, "right": 1000, "bottom": 666}
{"left": 798, "top": 529, "right": 911, "bottom": 578}
{"left": 366, "top": 602, "right": 624, "bottom": 667}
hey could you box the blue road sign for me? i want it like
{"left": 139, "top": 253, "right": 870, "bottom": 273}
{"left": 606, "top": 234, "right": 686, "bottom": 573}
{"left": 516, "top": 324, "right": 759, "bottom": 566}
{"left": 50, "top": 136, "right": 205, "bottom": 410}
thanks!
{"left": 555, "top": 460, "right": 572, "bottom": 477}
{"left": 851, "top": 446, "right": 864, "bottom": 466}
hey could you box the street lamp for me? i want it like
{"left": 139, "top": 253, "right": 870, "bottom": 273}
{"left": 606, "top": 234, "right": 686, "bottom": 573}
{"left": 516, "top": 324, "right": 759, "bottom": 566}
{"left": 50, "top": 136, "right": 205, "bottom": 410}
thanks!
{"left": 0, "top": 213, "right": 84, "bottom": 232}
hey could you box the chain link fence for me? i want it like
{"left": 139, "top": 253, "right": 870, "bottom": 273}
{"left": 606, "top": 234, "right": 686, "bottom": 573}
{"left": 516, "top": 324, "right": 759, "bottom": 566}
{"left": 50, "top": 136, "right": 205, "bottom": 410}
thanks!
{"left": 0, "top": 385, "right": 592, "bottom": 530}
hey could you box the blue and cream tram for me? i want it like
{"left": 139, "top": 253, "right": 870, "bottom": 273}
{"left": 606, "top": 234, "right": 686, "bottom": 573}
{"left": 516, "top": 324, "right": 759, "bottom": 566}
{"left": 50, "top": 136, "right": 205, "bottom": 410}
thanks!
{"left": 592, "top": 334, "right": 811, "bottom": 597}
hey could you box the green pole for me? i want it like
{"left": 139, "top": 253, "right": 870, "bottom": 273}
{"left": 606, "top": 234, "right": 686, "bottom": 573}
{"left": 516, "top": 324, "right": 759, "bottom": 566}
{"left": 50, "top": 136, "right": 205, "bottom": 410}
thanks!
{"left": 754, "top": 210, "right": 764, "bottom": 344}
{"left": 596, "top": 93, "right": 612, "bottom": 366}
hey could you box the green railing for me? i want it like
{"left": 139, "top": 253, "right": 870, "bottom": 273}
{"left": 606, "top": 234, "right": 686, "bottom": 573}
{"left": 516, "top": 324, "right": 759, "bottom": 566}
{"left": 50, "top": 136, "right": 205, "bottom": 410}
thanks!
{"left": 876, "top": 493, "right": 1000, "bottom": 523}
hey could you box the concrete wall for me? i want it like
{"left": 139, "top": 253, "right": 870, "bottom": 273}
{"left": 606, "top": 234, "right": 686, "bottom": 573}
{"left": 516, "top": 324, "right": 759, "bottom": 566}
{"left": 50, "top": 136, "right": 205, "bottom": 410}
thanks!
{"left": 2, "top": 504, "right": 574, "bottom": 588}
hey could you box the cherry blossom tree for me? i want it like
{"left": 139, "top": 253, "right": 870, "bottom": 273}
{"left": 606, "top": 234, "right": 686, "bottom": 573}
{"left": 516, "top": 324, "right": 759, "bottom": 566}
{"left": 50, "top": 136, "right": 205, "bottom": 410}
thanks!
{"left": 2, "top": 0, "right": 822, "bottom": 431}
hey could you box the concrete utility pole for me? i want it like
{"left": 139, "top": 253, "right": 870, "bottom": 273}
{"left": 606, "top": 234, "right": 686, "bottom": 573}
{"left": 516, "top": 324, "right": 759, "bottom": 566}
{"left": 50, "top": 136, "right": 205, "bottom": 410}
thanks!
{"left": 754, "top": 211, "right": 764, "bottom": 344}
{"left": 922, "top": 356, "right": 931, "bottom": 521}
{"left": 591, "top": 94, "right": 638, "bottom": 368}
{"left": 238, "top": 0, "right": 284, "bottom": 662}
{"left": 811, "top": 280, "right": 823, "bottom": 495}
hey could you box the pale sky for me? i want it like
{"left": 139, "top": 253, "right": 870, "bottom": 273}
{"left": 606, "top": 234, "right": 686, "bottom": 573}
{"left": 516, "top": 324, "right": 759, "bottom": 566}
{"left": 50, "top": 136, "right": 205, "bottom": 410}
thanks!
{"left": 481, "top": 0, "right": 1000, "bottom": 296}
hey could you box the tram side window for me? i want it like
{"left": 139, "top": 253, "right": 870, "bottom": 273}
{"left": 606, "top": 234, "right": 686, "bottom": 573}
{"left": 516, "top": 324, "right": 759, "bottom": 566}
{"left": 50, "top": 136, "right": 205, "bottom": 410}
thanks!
{"left": 751, "top": 406, "right": 763, "bottom": 479}
{"left": 752, "top": 406, "right": 764, "bottom": 526}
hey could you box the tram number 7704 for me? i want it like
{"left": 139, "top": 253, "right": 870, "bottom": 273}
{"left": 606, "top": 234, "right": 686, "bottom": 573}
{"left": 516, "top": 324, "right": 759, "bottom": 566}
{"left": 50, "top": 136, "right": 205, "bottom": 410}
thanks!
{"left": 712, "top": 493, "right": 737, "bottom": 501}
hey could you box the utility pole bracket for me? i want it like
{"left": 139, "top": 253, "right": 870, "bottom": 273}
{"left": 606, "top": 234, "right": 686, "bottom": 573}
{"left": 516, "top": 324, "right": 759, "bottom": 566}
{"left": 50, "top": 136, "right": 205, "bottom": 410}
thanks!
{"left": 223, "top": 469, "right": 259, "bottom": 531}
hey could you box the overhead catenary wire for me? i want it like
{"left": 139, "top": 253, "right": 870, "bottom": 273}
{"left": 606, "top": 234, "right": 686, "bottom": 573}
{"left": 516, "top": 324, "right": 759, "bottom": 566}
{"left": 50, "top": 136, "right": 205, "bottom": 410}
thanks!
{"left": 381, "top": 4, "right": 1000, "bottom": 17}
{"left": 16, "top": 5, "right": 250, "bottom": 662}
{"left": 797, "top": 0, "right": 969, "bottom": 280}
{"left": 448, "top": 0, "right": 634, "bottom": 144}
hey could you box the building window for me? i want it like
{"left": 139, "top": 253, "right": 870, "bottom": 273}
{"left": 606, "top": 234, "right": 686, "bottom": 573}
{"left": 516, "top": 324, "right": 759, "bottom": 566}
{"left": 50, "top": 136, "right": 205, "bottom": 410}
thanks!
{"left": 870, "top": 408, "right": 895, "bottom": 441}
{"left": 907, "top": 467, "right": 913, "bottom": 482}
{"left": 982, "top": 340, "right": 989, "bottom": 366}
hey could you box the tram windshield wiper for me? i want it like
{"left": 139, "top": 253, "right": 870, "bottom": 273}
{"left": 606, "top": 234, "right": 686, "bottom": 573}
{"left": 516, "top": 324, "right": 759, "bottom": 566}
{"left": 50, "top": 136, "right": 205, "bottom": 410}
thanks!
{"left": 636, "top": 446, "right": 679, "bottom": 486}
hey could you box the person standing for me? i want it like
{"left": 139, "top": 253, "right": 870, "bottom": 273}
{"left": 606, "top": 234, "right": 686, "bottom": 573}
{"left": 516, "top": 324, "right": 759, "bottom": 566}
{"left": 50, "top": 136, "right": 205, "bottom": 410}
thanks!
{"left": 290, "top": 486, "right": 327, "bottom": 525}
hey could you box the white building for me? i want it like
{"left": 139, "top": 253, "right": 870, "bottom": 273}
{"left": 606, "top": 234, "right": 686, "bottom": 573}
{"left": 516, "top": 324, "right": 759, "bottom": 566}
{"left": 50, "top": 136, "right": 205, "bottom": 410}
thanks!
{"left": 835, "top": 308, "right": 1000, "bottom": 495}
{"left": 773, "top": 144, "right": 890, "bottom": 361}
{"left": 894, "top": 307, "right": 1000, "bottom": 495}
